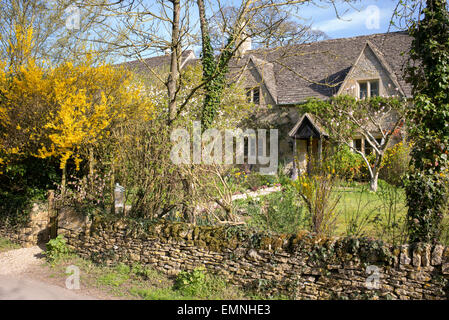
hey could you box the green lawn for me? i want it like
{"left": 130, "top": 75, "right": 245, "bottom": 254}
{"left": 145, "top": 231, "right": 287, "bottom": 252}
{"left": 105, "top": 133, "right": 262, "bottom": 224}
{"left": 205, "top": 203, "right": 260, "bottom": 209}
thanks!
{"left": 234, "top": 180, "right": 412, "bottom": 245}
{"left": 334, "top": 183, "right": 408, "bottom": 243}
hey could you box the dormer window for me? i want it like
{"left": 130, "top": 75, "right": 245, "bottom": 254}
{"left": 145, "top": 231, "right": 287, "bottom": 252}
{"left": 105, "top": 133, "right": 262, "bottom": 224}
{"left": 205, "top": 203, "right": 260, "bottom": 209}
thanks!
{"left": 253, "top": 87, "right": 260, "bottom": 104}
{"left": 358, "top": 80, "right": 379, "bottom": 99}
{"left": 246, "top": 86, "right": 260, "bottom": 105}
{"left": 370, "top": 80, "right": 379, "bottom": 97}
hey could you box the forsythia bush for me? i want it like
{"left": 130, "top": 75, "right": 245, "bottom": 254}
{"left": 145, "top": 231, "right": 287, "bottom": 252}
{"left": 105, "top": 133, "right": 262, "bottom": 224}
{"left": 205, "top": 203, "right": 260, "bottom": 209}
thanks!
{"left": 0, "top": 25, "right": 154, "bottom": 174}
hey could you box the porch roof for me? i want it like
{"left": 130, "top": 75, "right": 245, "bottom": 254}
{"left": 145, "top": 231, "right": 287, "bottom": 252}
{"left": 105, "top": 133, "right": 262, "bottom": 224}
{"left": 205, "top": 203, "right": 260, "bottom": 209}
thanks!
{"left": 288, "top": 113, "right": 328, "bottom": 139}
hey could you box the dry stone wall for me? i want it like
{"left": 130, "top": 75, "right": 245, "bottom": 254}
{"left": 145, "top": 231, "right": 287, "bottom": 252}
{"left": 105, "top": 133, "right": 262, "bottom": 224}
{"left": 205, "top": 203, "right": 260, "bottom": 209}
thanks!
{"left": 0, "top": 202, "right": 50, "bottom": 247}
{"left": 58, "top": 215, "right": 449, "bottom": 300}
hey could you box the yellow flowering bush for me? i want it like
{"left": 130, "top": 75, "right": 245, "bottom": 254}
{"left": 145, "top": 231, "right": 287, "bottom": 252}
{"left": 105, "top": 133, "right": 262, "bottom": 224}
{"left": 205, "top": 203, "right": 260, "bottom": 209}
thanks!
{"left": 291, "top": 169, "right": 341, "bottom": 237}
{"left": 0, "top": 25, "right": 154, "bottom": 174}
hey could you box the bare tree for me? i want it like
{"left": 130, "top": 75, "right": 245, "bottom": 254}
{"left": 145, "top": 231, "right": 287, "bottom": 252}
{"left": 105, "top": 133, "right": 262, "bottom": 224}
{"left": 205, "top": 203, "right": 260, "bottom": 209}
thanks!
{"left": 208, "top": 4, "right": 328, "bottom": 50}
{"left": 304, "top": 95, "right": 408, "bottom": 192}
{"left": 0, "top": 0, "right": 106, "bottom": 66}
{"left": 76, "top": 0, "right": 354, "bottom": 127}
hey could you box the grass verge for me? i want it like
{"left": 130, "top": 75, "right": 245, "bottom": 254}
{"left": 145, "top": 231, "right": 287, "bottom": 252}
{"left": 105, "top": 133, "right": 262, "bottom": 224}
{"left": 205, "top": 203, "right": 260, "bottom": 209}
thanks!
{"left": 0, "top": 237, "right": 20, "bottom": 253}
{"left": 43, "top": 254, "right": 261, "bottom": 300}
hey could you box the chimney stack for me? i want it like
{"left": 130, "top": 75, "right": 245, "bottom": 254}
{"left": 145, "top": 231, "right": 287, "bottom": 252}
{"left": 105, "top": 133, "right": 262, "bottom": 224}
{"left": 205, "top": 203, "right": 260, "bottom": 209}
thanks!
{"left": 237, "top": 33, "right": 252, "bottom": 56}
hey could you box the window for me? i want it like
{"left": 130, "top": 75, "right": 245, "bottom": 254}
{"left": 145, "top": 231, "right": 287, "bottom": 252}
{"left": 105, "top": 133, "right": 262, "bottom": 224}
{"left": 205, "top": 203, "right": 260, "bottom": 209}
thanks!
{"left": 365, "top": 142, "right": 373, "bottom": 155}
{"left": 370, "top": 81, "right": 379, "bottom": 97}
{"left": 359, "top": 83, "right": 368, "bottom": 99}
{"left": 354, "top": 139, "right": 362, "bottom": 152}
{"left": 354, "top": 137, "right": 382, "bottom": 155}
{"left": 246, "top": 87, "right": 261, "bottom": 105}
{"left": 358, "top": 80, "right": 379, "bottom": 99}
{"left": 253, "top": 87, "right": 260, "bottom": 104}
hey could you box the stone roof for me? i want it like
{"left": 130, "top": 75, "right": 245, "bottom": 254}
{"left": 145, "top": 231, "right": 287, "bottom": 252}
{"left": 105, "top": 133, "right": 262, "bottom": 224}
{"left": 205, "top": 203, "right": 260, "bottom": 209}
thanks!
{"left": 245, "top": 31, "right": 412, "bottom": 104}
{"left": 289, "top": 113, "right": 329, "bottom": 138}
{"left": 118, "top": 50, "right": 196, "bottom": 73}
{"left": 119, "top": 32, "right": 413, "bottom": 105}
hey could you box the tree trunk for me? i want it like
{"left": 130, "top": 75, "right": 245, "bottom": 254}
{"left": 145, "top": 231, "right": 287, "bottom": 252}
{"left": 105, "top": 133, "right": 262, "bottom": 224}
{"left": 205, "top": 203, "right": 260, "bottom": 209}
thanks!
{"left": 110, "top": 161, "right": 115, "bottom": 215}
{"left": 370, "top": 170, "right": 379, "bottom": 192}
{"left": 61, "top": 164, "right": 67, "bottom": 195}
{"left": 89, "top": 146, "right": 95, "bottom": 193}
{"left": 167, "top": 0, "right": 181, "bottom": 124}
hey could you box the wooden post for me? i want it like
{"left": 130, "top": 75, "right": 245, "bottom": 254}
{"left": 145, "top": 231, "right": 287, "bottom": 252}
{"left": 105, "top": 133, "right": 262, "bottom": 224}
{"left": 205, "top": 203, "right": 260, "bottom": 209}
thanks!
{"left": 48, "top": 190, "right": 57, "bottom": 240}
{"left": 291, "top": 137, "right": 298, "bottom": 180}
{"left": 61, "top": 165, "right": 67, "bottom": 195}
{"left": 307, "top": 138, "right": 311, "bottom": 176}
{"left": 293, "top": 137, "right": 296, "bottom": 166}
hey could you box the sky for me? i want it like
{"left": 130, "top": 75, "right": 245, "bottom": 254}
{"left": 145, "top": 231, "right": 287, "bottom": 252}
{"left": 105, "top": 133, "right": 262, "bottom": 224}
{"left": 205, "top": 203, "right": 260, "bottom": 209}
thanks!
{"left": 300, "top": 0, "right": 402, "bottom": 39}
{"left": 107, "top": 0, "right": 408, "bottom": 62}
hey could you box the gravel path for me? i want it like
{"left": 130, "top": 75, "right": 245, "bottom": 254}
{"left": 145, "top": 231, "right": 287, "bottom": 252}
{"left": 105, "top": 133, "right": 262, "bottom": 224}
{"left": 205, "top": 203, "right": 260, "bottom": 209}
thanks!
{"left": 231, "top": 186, "right": 281, "bottom": 201}
{"left": 0, "top": 246, "right": 96, "bottom": 299}
{"left": 0, "top": 246, "right": 45, "bottom": 276}
{"left": 0, "top": 275, "right": 95, "bottom": 300}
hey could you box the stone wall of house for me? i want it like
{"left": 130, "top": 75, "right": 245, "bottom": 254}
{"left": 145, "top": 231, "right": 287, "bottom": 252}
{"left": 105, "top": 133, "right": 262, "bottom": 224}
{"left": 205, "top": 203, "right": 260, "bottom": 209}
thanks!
{"left": 58, "top": 214, "right": 449, "bottom": 300}
{"left": 0, "top": 202, "right": 50, "bottom": 247}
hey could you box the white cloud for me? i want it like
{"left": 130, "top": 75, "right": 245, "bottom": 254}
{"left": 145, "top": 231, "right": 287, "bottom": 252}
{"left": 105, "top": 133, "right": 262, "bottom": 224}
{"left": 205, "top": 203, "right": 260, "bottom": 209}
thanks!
{"left": 314, "top": 5, "right": 391, "bottom": 33}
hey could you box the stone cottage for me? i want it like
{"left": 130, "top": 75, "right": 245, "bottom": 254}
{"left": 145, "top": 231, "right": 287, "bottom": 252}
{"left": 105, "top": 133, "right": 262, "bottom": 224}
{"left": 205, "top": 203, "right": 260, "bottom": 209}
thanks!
{"left": 122, "top": 31, "right": 413, "bottom": 174}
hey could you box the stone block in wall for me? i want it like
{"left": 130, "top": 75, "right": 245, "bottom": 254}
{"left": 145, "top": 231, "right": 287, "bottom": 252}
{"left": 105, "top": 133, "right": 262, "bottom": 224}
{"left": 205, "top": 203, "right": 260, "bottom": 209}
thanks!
{"left": 58, "top": 207, "right": 87, "bottom": 232}
{"left": 442, "top": 263, "right": 449, "bottom": 275}
{"left": 421, "top": 244, "right": 431, "bottom": 267}
{"left": 412, "top": 248, "right": 422, "bottom": 267}
{"left": 399, "top": 245, "right": 411, "bottom": 267}
{"left": 431, "top": 245, "right": 444, "bottom": 265}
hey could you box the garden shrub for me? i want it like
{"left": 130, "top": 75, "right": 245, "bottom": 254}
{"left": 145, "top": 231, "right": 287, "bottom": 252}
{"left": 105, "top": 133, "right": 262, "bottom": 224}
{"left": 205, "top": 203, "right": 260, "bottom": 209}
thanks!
{"left": 174, "top": 267, "right": 207, "bottom": 296}
{"left": 45, "top": 235, "right": 71, "bottom": 262}
{"left": 244, "top": 172, "right": 277, "bottom": 191}
{"left": 0, "top": 157, "right": 58, "bottom": 227}
{"left": 291, "top": 172, "right": 340, "bottom": 237}
{"left": 174, "top": 266, "right": 226, "bottom": 298}
{"left": 379, "top": 141, "right": 411, "bottom": 187}
{"left": 0, "top": 158, "right": 60, "bottom": 192}
{"left": 404, "top": 0, "right": 449, "bottom": 244}
{"left": 325, "top": 145, "right": 368, "bottom": 181}
{"left": 243, "top": 186, "right": 308, "bottom": 234}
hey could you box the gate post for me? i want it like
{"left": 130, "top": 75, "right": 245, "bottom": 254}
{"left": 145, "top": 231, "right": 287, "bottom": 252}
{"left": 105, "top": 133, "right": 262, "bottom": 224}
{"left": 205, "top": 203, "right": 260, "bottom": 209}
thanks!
{"left": 48, "top": 190, "right": 58, "bottom": 239}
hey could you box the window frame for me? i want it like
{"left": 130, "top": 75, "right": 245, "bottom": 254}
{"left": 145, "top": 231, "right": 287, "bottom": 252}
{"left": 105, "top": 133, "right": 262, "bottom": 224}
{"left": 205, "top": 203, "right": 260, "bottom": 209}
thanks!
{"left": 357, "top": 79, "right": 380, "bottom": 99}
{"left": 253, "top": 86, "right": 260, "bottom": 104}
{"left": 245, "top": 86, "right": 261, "bottom": 105}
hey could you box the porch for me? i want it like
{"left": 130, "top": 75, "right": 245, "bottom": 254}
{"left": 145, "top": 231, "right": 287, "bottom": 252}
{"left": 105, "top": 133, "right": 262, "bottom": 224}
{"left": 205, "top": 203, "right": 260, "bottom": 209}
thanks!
{"left": 288, "top": 113, "right": 328, "bottom": 178}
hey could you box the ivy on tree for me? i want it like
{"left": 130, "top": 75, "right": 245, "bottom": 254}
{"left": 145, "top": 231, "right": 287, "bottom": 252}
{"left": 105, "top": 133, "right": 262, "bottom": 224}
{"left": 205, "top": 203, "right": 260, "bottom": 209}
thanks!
{"left": 404, "top": 0, "right": 449, "bottom": 243}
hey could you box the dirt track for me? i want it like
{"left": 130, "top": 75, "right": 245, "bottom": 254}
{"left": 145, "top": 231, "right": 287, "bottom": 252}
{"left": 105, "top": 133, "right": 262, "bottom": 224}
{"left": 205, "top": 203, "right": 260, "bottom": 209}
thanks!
{"left": 0, "top": 246, "right": 95, "bottom": 300}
